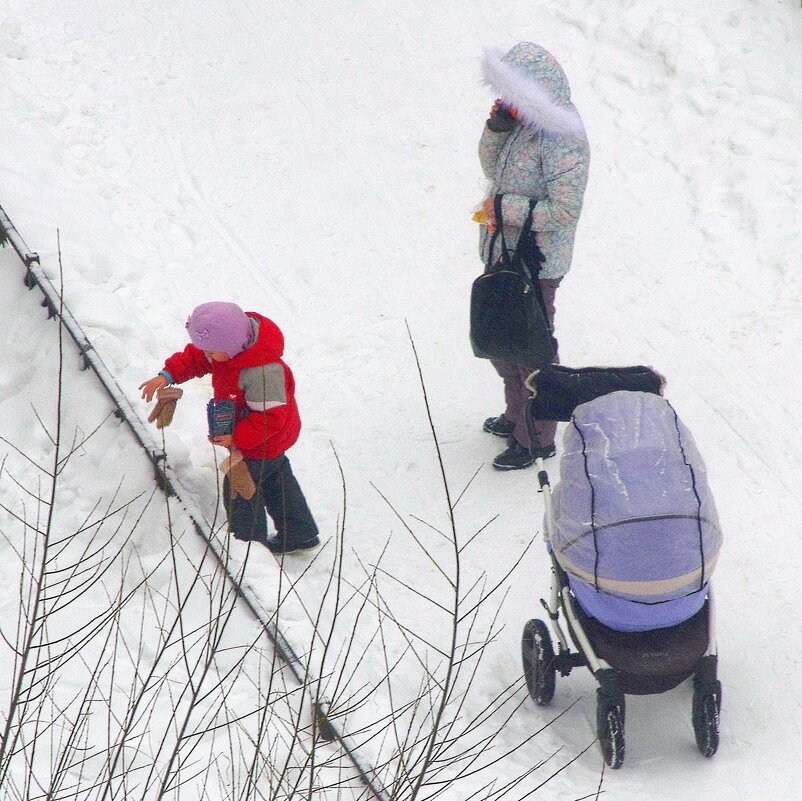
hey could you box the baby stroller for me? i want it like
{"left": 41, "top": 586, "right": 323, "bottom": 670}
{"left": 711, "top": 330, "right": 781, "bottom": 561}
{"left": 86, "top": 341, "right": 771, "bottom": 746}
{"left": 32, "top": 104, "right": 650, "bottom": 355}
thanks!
{"left": 519, "top": 365, "right": 723, "bottom": 768}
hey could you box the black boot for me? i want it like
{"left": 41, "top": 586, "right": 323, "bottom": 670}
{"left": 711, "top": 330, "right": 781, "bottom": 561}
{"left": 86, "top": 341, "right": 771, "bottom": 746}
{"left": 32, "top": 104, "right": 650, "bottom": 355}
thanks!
{"left": 492, "top": 439, "right": 555, "bottom": 470}
{"left": 265, "top": 533, "right": 320, "bottom": 555}
{"left": 483, "top": 415, "right": 516, "bottom": 437}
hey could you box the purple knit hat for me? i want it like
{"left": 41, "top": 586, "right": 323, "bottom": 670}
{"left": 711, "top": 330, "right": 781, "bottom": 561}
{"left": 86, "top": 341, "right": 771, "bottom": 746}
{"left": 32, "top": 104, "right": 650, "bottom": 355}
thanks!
{"left": 185, "top": 302, "right": 253, "bottom": 356}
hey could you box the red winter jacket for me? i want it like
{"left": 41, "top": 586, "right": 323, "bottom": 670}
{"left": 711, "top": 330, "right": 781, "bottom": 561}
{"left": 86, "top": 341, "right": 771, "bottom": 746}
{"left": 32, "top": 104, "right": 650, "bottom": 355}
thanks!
{"left": 163, "top": 312, "right": 301, "bottom": 459}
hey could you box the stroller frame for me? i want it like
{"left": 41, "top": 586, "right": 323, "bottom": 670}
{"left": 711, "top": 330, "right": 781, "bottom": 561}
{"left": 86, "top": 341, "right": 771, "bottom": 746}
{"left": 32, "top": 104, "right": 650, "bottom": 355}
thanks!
{"left": 520, "top": 366, "right": 722, "bottom": 768}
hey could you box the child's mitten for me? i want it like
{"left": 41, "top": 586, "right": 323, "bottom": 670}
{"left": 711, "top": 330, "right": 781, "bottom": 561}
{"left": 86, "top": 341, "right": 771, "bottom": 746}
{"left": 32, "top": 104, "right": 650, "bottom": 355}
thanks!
{"left": 220, "top": 449, "right": 256, "bottom": 500}
{"left": 147, "top": 387, "right": 184, "bottom": 429}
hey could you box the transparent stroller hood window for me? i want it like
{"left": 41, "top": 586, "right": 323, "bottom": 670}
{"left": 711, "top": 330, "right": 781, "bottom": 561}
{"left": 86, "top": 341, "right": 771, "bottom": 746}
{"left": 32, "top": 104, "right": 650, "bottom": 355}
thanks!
{"left": 551, "top": 391, "right": 723, "bottom": 606}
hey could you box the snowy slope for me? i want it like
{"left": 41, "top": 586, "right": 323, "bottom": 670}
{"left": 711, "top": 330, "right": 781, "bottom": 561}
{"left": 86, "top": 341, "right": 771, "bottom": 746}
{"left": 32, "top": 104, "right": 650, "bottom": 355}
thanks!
{"left": 2, "top": 1, "right": 802, "bottom": 798}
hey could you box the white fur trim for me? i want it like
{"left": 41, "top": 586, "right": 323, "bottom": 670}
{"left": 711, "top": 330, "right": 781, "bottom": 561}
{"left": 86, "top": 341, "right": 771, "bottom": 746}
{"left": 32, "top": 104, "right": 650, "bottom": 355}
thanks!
{"left": 482, "top": 47, "right": 584, "bottom": 136}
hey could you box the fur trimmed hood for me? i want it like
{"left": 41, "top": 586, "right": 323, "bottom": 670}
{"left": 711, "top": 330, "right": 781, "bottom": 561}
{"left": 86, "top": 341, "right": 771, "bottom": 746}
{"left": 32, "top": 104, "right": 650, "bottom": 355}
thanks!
{"left": 482, "top": 43, "right": 584, "bottom": 136}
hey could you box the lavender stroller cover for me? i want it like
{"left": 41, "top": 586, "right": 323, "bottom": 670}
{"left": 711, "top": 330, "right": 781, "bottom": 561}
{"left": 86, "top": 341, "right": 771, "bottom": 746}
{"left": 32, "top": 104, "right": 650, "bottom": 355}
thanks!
{"left": 550, "top": 391, "right": 722, "bottom": 633}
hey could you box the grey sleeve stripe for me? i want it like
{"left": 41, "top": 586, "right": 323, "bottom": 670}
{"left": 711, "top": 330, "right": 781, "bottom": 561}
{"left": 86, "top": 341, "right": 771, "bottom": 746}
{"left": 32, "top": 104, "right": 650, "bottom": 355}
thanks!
{"left": 246, "top": 400, "right": 286, "bottom": 411}
{"left": 240, "top": 363, "right": 287, "bottom": 406}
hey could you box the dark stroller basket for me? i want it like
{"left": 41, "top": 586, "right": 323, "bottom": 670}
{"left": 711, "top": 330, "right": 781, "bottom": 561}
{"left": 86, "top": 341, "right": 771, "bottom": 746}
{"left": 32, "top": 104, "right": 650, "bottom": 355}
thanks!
{"left": 520, "top": 365, "right": 722, "bottom": 769}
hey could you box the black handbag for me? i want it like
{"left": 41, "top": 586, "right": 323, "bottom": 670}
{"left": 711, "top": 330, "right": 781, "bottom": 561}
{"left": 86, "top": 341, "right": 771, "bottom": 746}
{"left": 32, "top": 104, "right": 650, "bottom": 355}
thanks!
{"left": 469, "top": 195, "right": 555, "bottom": 368}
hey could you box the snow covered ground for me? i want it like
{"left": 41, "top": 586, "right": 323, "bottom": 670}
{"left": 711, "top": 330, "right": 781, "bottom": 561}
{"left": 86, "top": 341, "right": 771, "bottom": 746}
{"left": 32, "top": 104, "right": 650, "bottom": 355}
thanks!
{"left": 1, "top": 1, "right": 801, "bottom": 798}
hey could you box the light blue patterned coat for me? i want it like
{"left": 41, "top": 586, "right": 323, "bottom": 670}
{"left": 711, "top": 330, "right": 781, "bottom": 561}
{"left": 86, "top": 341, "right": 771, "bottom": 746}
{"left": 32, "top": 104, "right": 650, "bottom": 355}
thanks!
{"left": 479, "top": 43, "right": 590, "bottom": 279}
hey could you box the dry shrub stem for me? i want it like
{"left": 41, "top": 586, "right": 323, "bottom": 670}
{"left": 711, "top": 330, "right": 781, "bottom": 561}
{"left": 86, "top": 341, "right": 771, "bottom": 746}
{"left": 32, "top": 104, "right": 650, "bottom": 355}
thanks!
{"left": 0, "top": 251, "right": 594, "bottom": 799}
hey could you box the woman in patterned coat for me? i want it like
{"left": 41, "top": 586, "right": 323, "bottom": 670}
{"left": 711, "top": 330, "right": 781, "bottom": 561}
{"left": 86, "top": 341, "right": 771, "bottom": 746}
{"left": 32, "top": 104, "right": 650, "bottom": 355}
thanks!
{"left": 477, "top": 42, "right": 590, "bottom": 470}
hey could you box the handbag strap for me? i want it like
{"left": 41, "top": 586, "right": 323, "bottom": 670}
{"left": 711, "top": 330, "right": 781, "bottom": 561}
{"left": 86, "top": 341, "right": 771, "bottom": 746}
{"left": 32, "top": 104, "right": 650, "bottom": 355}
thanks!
{"left": 490, "top": 194, "right": 539, "bottom": 276}
{"left": 487, "top": 195, "right": 508, "bottom": 269}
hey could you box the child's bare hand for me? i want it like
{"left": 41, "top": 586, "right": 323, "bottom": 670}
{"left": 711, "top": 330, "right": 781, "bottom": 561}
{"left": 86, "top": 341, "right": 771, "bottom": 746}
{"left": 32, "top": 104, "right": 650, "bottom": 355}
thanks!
{"left": 139, "top": 375, "right": 168, "bottom": 402}
{"left": 209, "top": 434, "right": 233, "bottom": 448}
{"left": 482, "top": 197, "right": 497, "bottom": 231}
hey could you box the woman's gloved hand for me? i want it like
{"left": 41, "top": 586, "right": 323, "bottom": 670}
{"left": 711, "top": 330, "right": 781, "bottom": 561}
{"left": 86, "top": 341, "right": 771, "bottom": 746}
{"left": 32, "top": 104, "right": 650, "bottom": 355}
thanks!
{"left": 486, "top": 99, "right": 517, "bottom": 132}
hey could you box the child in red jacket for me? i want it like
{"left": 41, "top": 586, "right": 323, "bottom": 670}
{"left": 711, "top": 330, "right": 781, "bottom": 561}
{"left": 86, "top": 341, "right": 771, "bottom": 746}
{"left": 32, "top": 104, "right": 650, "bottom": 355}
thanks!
{"left": 140, "top": 301, "right": 319, "bottom": 555}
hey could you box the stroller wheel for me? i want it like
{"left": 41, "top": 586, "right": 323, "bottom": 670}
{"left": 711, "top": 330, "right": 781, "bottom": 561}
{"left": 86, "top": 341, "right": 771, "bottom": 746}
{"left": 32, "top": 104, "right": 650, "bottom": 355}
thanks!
{"left": 597, "top": 690, "right": 625, "bottom": 769}
{"left": 692, "top": 679, "right": 721, "bottom": 758}
{"left": 521, "top": 619, "right": 556, "bottom": 705}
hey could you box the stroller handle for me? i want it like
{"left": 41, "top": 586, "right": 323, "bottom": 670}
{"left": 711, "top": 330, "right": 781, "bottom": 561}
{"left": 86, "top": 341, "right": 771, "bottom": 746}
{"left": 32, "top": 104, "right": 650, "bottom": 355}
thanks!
{"left": 525, "top": 364, "right": 665, "bottom": 425}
